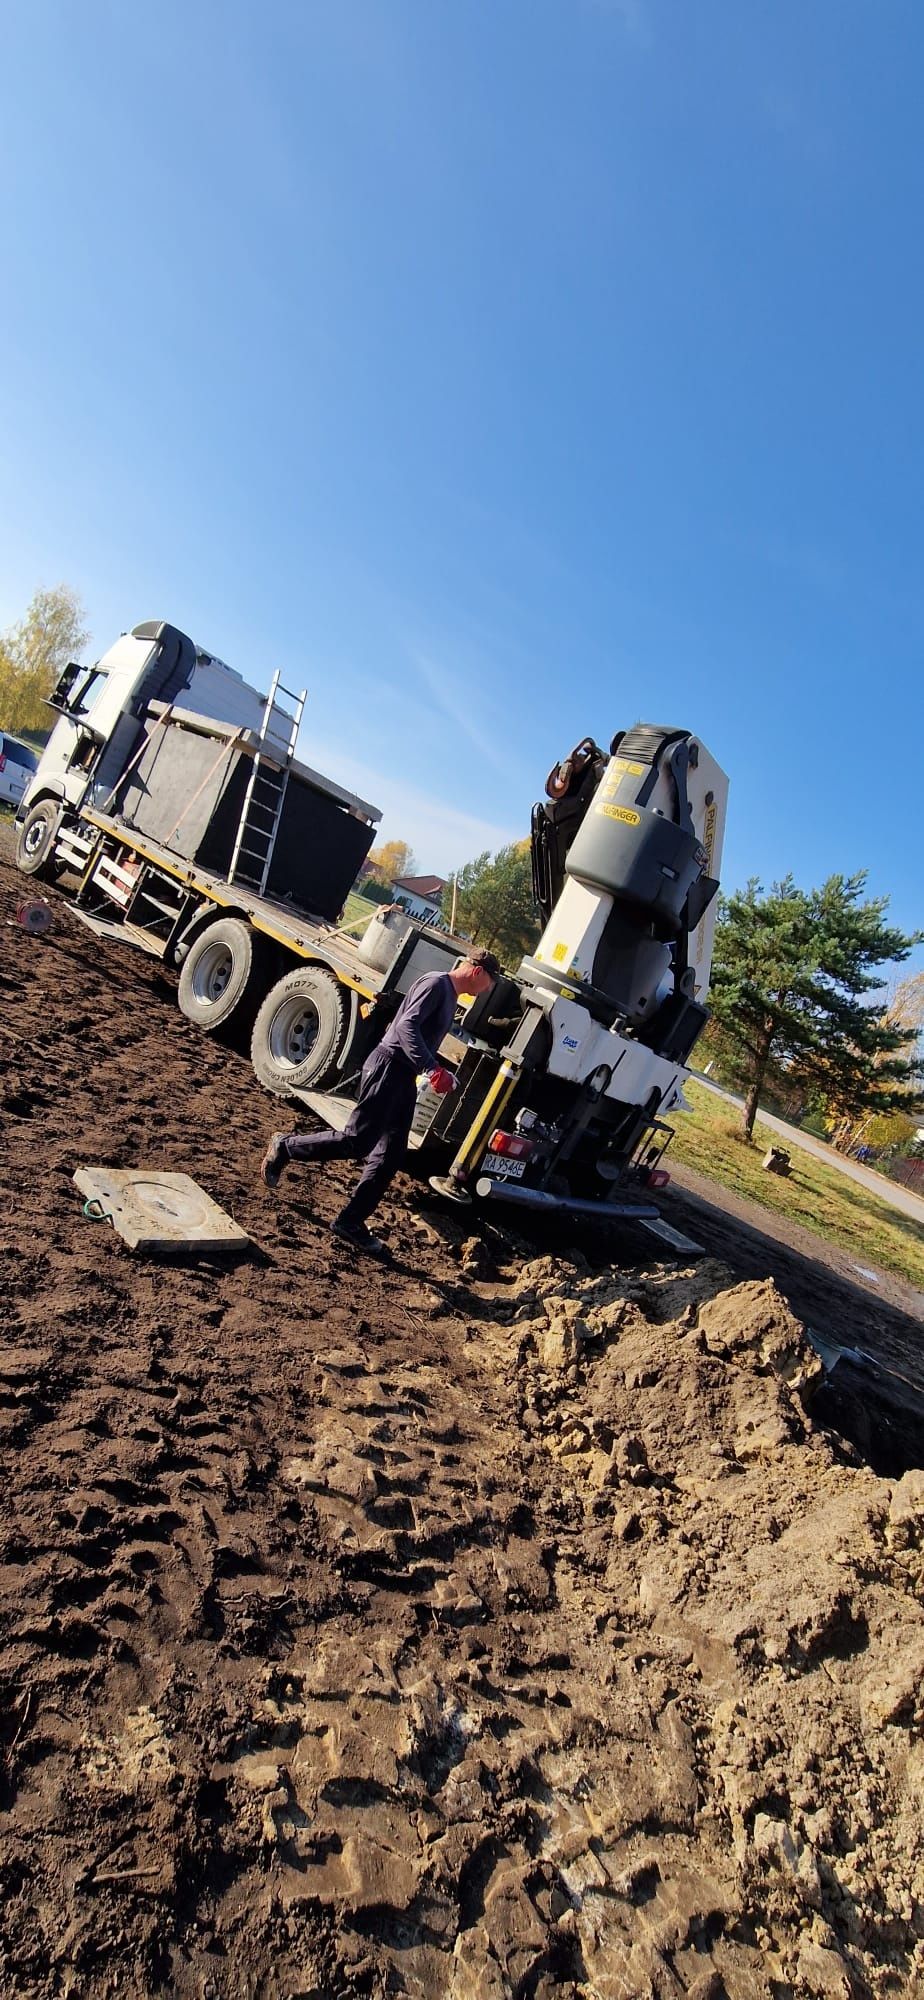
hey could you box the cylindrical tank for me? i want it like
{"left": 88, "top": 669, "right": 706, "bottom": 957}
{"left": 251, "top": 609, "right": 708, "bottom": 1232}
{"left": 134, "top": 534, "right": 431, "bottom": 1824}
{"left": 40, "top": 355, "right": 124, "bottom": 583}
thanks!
{"left": 357, "top": 905, "right": 411, "bottom": 971}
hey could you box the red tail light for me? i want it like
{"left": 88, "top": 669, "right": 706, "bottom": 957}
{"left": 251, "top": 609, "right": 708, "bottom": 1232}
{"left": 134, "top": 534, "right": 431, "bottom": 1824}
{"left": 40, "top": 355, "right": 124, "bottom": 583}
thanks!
{"left": 487, "top": 1129, "right": 534, "bottom": 1159}
{"left": 647, "top": 1168, "right": 671, "bottom": 1188}
{"left": 0, "top": 753, "right": 6, "bottom": 773}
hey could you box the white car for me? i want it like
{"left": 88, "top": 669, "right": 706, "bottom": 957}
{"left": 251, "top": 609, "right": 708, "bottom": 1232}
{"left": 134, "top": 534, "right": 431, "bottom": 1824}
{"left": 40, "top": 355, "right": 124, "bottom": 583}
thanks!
{"left": 0, "top": 732, "right": 39, "bottom": 808}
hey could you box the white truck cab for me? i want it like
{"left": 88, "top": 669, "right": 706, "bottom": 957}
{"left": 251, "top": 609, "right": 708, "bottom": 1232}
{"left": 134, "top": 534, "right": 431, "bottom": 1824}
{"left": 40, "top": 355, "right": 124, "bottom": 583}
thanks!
{"left": 20, "top": 622, "right": 281, "bottom": 823}
{"left": 15, "top": 620, "right": 307, "bottom": 874}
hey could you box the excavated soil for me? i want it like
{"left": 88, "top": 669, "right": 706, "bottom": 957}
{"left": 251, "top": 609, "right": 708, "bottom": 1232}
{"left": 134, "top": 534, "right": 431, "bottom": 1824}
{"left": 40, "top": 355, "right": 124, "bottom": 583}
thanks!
{"left": 1, "top": 844, "right": 924, "bottom": 2000}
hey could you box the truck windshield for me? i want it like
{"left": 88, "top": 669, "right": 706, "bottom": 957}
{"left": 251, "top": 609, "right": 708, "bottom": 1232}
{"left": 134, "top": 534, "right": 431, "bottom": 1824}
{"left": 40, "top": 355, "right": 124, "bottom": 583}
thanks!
{"left": 60, "top": 665, "right": 107, "bottom": 717}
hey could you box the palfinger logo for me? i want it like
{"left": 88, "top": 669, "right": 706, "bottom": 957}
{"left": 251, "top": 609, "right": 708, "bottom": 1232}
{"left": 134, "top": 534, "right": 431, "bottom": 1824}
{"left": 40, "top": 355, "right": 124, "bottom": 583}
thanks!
{"left": 598, "top": 803, "right": 640, "bottom": 826}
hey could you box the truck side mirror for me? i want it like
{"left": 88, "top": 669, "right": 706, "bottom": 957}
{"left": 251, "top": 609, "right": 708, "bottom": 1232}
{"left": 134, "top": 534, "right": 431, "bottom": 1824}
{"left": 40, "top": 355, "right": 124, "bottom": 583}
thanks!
{"left": 48, "top": 661, "right": 86, "bottom": 713}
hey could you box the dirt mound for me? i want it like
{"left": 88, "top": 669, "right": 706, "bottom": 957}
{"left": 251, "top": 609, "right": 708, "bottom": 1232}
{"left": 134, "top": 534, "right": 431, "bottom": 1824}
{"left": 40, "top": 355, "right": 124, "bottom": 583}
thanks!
{"left": 505, "top": 1254, "right": 924, "bottom": 1997}
{"left": 1, "top": 849, "right": 924, "bottom": 1998}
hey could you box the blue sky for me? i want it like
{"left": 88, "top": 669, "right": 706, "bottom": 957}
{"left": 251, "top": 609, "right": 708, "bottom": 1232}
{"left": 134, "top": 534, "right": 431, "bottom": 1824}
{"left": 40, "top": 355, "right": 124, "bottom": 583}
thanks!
{"left": 1, "top": 1, "right": 921, "bottom": 976}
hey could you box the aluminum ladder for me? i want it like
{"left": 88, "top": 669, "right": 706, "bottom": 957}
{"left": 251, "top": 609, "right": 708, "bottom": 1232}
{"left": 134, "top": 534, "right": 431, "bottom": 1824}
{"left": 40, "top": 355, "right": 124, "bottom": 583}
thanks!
{"left": 227, "top": 669, "right": 306, "bottom": 892}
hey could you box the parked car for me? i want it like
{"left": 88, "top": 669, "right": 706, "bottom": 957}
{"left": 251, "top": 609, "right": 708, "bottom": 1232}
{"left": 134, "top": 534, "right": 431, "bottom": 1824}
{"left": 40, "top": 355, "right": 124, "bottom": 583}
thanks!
{"left": 0, "top": 732, "right": 40, "bottom": 808}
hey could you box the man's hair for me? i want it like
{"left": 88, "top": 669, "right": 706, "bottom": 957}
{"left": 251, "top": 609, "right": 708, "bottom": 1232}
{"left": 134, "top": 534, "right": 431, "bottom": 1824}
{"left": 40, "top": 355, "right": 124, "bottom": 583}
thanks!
{"left": 466, "top": 949, "right": 501, "bottom": 978}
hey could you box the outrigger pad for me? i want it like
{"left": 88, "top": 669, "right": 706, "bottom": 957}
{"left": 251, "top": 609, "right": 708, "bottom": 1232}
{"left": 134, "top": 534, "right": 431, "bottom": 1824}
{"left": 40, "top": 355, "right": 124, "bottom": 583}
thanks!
{"left": 428, "top": 1175, "right": 473, "bottom": 1205}
{"left": 74, "top": 1168, "right": 251, "bottom": 1254}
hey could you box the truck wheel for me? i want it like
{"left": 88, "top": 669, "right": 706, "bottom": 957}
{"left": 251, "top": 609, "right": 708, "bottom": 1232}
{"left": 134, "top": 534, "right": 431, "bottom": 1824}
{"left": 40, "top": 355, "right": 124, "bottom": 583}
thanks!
{"left": 250, "top": 966, "right": 348, "bottom": 1097}
{"left": 177, "top": 917, "right": 266, "bottom": 1033}
{"left": 15, "top": 800, "right": 63, "bottom": 878}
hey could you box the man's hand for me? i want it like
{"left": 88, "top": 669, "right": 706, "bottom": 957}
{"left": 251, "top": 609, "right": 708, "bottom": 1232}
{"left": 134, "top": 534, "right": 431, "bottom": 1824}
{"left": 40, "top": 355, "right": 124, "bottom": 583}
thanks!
{"left": 428, "top": 1066, "right": 457, "bottom": 1096}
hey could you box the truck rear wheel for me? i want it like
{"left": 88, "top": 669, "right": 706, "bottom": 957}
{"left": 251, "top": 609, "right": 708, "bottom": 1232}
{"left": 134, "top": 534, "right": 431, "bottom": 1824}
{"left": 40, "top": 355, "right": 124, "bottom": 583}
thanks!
{"left": 177, "top": 917, "right": 266, "bottom": 1033}
{"left": 16, "top": 800, "right": 63, "bottom": 879}
{"left": 250, "top": 966, "right": 349, "bottom": 1097}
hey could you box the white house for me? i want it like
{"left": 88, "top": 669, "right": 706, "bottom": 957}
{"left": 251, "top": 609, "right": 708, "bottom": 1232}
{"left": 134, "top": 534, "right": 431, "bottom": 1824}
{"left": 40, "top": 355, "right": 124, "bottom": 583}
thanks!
{"left": 393, "top": 873, "right": 449, "bottom": 930}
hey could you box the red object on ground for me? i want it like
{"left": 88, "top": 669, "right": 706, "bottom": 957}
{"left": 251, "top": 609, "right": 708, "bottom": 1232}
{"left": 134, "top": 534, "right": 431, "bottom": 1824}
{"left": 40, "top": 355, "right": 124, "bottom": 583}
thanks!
{"left": 15, "top": 899, "right": 52, "bottom": 935}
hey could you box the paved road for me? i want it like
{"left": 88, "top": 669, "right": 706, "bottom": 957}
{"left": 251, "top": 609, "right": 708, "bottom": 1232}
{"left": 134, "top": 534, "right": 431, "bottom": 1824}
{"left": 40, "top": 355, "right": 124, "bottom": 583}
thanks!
{"left": 692, "top": 1077, "right": 924, "bottom": 1227}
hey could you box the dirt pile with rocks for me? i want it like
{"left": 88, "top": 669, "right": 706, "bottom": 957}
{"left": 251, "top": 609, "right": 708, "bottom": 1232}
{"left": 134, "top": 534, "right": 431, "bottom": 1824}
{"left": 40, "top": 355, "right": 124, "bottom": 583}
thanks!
{"left": 1, "top": 848, "right": 923, "bottom": 1998}
{"left": 504, "top": 1253, "right": 924, "bottom": 1998}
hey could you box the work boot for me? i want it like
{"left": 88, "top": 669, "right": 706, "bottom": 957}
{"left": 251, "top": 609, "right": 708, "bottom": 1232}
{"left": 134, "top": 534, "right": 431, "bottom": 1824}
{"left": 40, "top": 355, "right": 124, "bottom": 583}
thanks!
{"left": 260, "top": 1133, "right": 289, "bottom": 1190}
{"left": 330, "top": 1217, "right": 387, "bottom": 1259}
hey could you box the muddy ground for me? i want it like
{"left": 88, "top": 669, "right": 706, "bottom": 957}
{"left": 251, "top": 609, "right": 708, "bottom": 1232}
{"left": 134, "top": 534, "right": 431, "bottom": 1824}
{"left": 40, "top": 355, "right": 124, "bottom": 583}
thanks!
{"left": 1, "top": 846, "right": 923, "bottom": 2000}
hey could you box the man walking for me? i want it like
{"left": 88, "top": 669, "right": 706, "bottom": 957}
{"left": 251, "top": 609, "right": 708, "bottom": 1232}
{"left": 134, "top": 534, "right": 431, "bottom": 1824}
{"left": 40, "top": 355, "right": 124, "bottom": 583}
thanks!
{"left": 259, "top": 951, "right": 500, "bottom": 1255}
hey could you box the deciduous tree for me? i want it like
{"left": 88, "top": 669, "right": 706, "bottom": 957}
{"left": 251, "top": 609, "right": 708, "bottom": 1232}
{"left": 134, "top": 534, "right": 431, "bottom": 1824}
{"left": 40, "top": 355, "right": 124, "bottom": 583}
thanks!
{"left": 0, "top": 585, "right": 89, "bottom": 734}
{"left": 367, "top": 838, "right": 417, "bottom": 886}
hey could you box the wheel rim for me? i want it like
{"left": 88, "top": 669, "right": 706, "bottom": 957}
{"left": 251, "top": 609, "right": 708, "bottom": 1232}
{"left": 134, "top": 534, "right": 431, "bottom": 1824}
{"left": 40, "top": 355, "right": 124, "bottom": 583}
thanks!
{"left": 267, "top": 994, "right": 320, "bottom": 1070}
{"left": 24, "top": 815, "right": 50, "bottom": 857}
{"left": 190, "top": 940, "right": 234, "bottom": 1005}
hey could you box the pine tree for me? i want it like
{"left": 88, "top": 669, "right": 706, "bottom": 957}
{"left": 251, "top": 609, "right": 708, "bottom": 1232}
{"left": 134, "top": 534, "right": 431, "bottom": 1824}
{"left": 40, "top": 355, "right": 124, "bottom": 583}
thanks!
{"left": 709, "top": 873, "right": 923, "bottom": 1140}
{"left": 443, "top": 841, "right": 539, "bottom": 969}
{"left": 824, "top": 968, "right": 924, "bottom": 1152}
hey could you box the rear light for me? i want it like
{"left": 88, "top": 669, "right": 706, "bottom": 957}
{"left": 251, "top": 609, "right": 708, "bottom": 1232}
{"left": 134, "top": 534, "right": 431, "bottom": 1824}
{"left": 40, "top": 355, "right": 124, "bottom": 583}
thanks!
{"left": 487, "top": 1129, "right": 534, "bottom": 1159}
{"left": 647, "top": 1168, "right": 671, "bottom": 1188}
{"left": 0, "top": 753, "right": 6, "bottom": 773}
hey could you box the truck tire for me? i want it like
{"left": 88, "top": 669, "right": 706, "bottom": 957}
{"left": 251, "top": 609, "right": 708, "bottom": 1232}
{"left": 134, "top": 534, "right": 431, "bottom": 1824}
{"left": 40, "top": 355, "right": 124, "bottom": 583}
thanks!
{"left": 250, "top": 966, "right": 349, "bottom": 1097}
{"left": 177, "top": 917, "right": 266, "bottom": 1034}
{"left": 15, "top": 800, "right": 63, "bottom": 879}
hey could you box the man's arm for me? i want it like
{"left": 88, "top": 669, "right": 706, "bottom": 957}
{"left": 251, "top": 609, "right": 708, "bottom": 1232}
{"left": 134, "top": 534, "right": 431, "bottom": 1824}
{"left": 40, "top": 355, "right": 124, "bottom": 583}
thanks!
{"left": 391, "top": 978, "right": 452, "bottom": 1073}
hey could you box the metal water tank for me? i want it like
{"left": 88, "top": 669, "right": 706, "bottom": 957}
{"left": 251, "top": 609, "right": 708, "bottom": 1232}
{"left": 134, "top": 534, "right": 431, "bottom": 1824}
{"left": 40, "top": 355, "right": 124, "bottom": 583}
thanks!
{"left": 357, "top": 905, "right": 410, "bottom": 972}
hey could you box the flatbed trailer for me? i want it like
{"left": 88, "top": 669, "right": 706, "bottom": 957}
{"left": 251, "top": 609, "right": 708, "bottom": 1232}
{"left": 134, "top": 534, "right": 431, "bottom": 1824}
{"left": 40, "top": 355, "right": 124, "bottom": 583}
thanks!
{"left": 61, "top": 803, "right": 467, "bottom": 1111}
{"left": 74, "top": 805, "right": 398, "bottom": 1001}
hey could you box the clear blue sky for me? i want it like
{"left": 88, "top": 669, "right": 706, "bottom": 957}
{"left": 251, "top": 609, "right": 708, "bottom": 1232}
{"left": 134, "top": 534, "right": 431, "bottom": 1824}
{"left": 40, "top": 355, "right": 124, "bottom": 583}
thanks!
{"left": 1, "top": 1, "right": 921, "bottom": 977}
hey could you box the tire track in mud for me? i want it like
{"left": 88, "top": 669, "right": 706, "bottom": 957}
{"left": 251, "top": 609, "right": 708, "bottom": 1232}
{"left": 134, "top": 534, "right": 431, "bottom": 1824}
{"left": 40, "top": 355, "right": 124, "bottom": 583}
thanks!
{"left": 0, "top": 1249, "right": 753, "bottom": 2000}
{"left": 2, "top": 845, "right": 924, "bottom": 1999}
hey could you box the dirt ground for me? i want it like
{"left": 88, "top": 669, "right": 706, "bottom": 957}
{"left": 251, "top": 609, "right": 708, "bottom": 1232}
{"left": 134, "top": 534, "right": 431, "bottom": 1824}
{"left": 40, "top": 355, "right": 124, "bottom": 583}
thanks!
{"left": 2, "top": 846, "right": 924, "bottom": 2000}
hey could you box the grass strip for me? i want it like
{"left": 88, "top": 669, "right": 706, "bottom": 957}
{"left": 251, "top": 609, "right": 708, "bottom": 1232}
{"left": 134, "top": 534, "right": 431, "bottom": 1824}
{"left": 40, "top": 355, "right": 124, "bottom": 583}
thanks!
{"left": 670, "top": 1081, "right": 924, "bottom": 1292}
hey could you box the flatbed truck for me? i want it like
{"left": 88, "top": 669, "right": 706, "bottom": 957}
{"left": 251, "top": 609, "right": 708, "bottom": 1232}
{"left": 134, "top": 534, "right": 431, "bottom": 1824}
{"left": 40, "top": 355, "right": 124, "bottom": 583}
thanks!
{"left": 16, "top": 619, "right": 728, "bottom": 1229}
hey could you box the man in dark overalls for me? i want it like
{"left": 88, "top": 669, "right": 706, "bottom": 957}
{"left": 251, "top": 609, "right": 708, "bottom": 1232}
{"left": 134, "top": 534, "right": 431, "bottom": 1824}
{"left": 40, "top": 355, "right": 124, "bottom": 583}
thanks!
{"left": 259, "top": 951, "right": 500, "bottom": 1255}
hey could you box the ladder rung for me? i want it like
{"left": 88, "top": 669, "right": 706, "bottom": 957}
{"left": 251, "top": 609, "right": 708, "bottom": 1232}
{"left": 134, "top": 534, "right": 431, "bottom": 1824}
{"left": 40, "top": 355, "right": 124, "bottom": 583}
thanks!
{"left": 227, "top": 670, "right": 304, "bottom": 887}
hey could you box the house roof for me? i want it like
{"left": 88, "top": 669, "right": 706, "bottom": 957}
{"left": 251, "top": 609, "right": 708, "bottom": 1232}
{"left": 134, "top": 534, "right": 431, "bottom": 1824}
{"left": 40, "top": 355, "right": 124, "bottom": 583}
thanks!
{"left": 395, "top": 874, "right": 448, "bottom": 900}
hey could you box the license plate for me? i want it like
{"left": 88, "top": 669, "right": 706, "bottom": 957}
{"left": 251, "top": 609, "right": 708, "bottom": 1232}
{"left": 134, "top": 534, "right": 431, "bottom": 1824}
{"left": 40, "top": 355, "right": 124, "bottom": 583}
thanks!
{"left": 481, "top": 1155, "right": 526, "bottom": 1180}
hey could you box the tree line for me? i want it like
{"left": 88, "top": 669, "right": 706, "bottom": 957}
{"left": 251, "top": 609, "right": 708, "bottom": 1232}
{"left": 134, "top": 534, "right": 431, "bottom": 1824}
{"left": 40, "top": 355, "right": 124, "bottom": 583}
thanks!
{"left": 4, "top": 585, "right": 923, "bottom": 1151}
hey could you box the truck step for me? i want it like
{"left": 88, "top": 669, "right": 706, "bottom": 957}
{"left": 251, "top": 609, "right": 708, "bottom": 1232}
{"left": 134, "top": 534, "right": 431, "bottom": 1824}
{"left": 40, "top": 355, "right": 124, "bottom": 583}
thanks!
{"left": 69, "top": 909, "right": 166, "bottom": 958}
{"left": 122, "top": 923, "right": 169, "bottom": 958}
{"left": 55, "top": 829, "right": 97, "bottom": 870}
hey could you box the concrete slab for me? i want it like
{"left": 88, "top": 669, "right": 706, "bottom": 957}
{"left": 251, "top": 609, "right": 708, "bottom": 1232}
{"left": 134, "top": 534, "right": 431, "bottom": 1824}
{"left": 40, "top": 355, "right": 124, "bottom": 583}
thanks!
{"left": 74, "top": 1168, "right": 251, "bottom": 1254}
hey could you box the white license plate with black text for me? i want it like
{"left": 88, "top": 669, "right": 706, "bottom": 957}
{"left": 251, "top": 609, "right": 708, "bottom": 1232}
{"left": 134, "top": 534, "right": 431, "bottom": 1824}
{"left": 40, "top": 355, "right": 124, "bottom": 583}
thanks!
{"left": 481, "top": 1156, "right": 527, "bottom": 1179}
